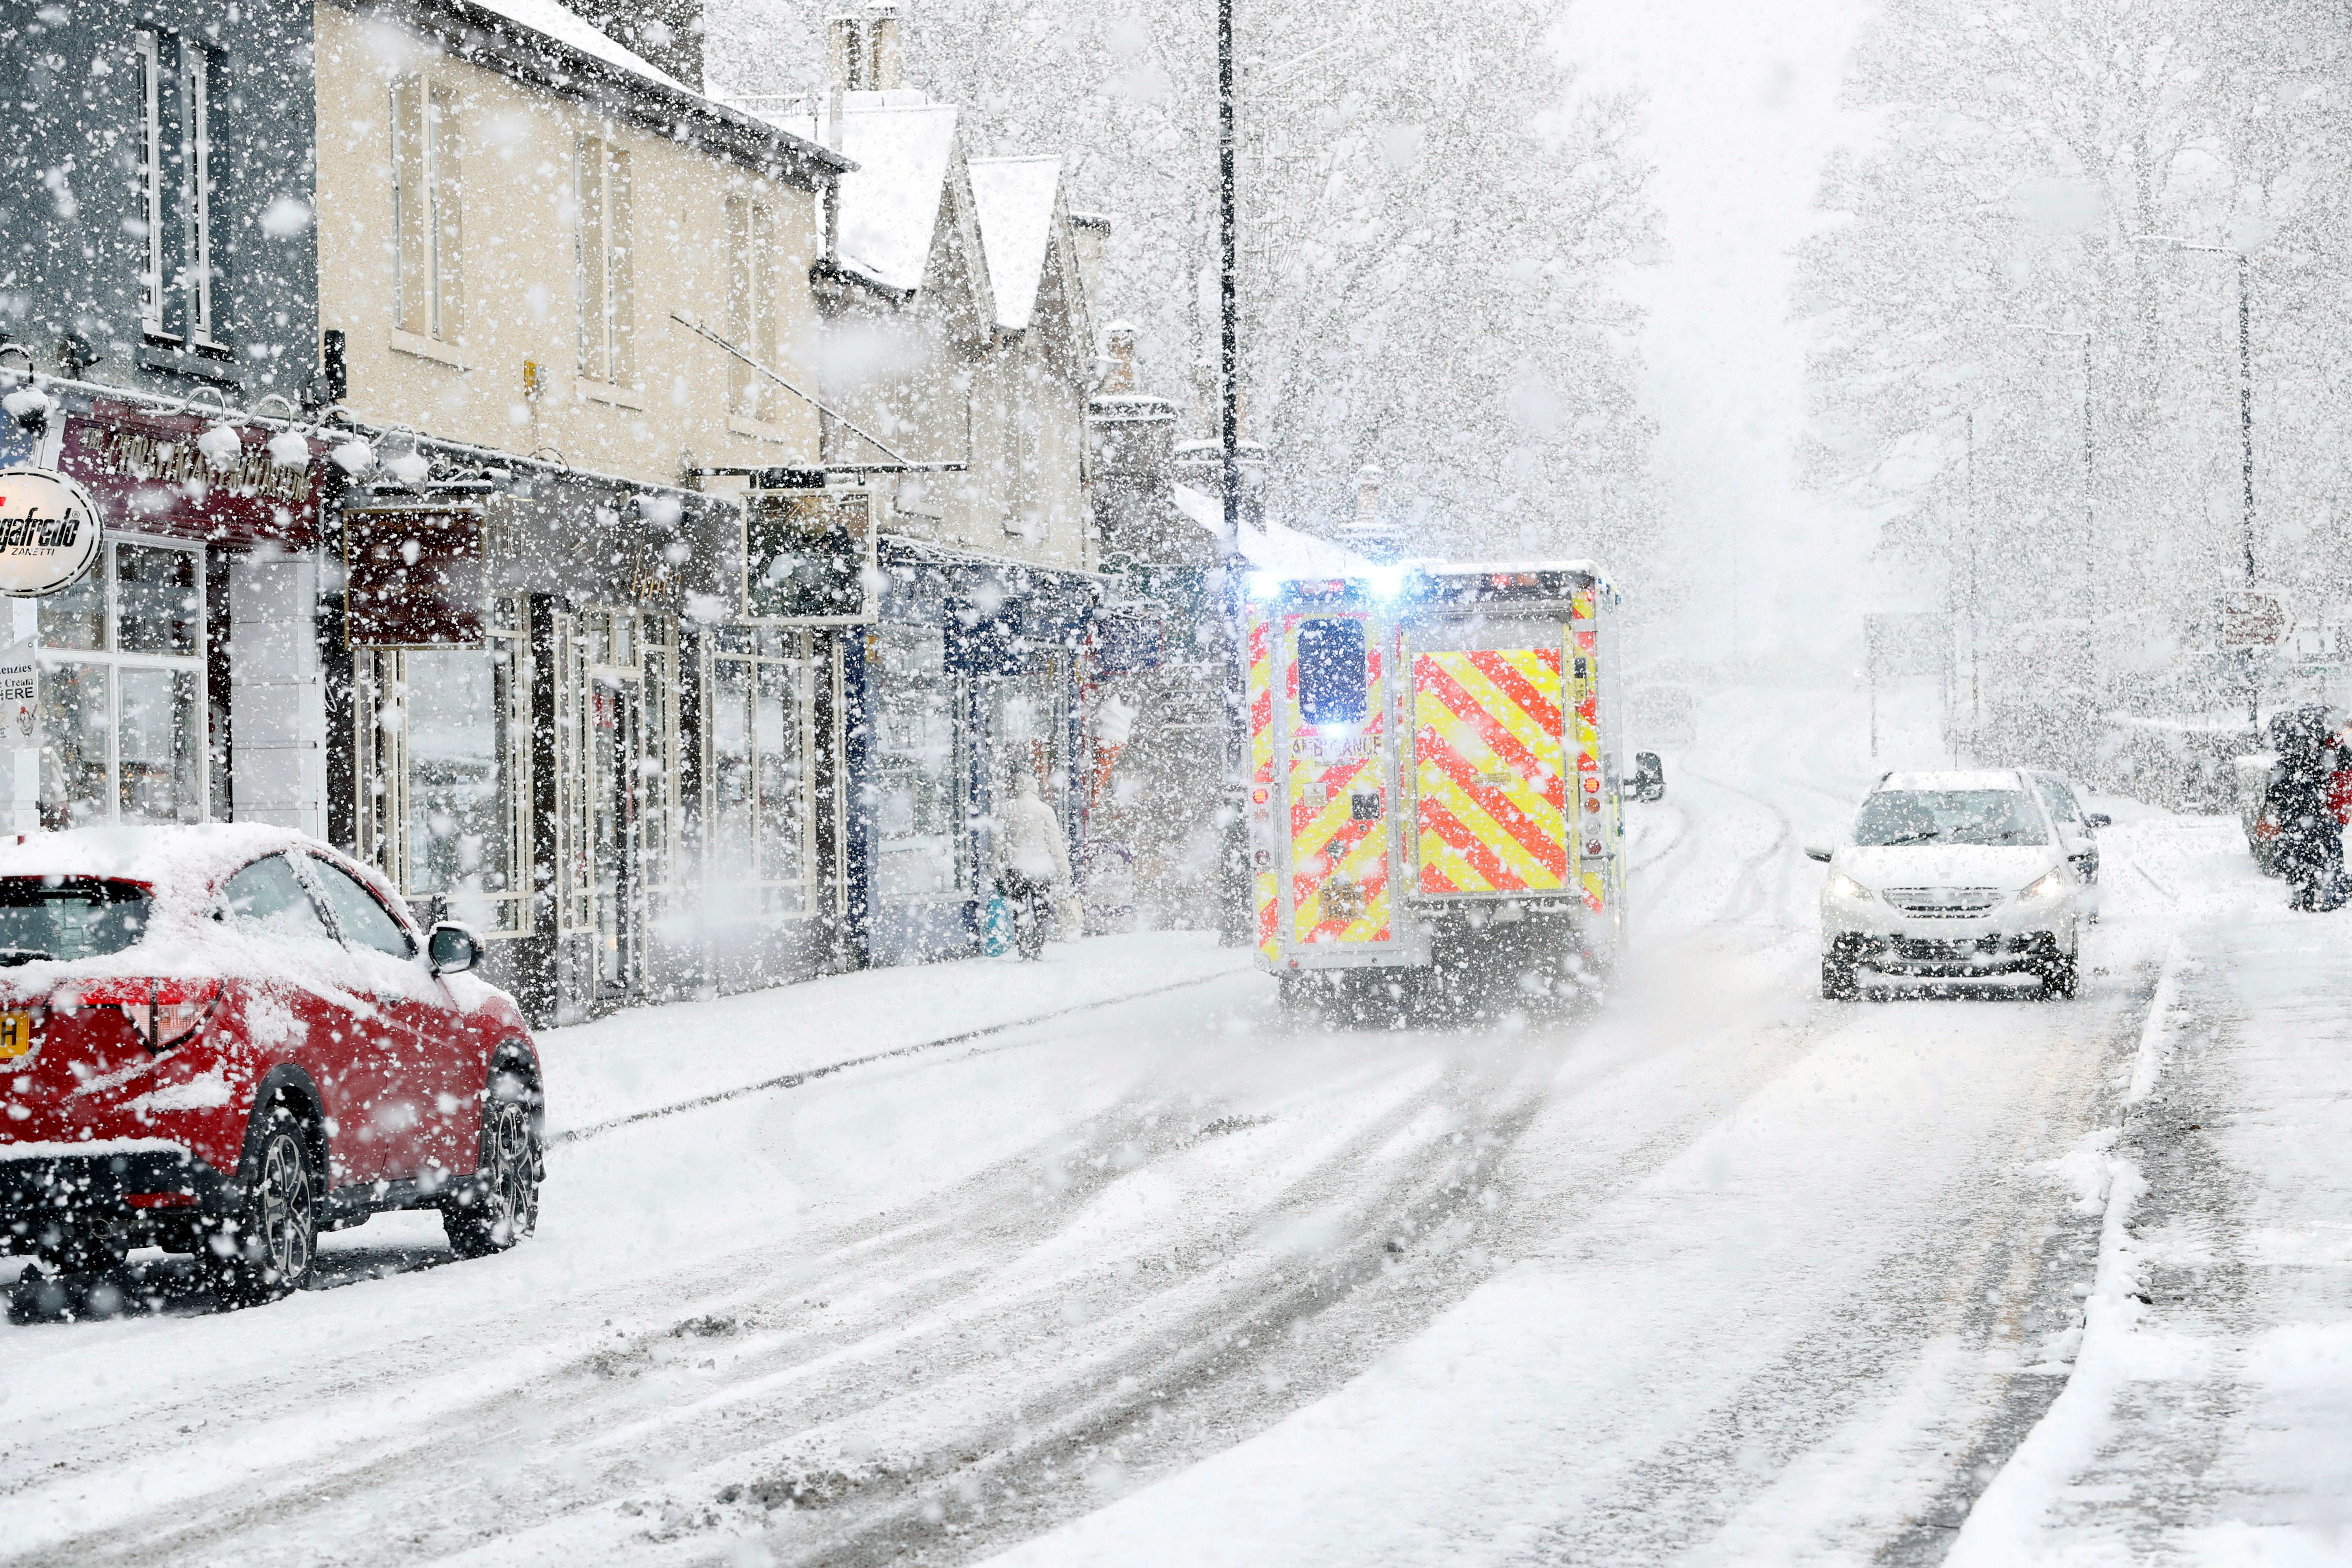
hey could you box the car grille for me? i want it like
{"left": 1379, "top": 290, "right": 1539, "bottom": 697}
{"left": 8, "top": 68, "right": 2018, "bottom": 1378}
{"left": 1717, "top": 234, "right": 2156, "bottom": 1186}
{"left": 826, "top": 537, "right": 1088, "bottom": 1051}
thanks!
{"left": 1882, "top": 887, "right": 2002, "bottom": 917}
{"left": 1889, "top": 935, "right": 2007, "bottom": 961}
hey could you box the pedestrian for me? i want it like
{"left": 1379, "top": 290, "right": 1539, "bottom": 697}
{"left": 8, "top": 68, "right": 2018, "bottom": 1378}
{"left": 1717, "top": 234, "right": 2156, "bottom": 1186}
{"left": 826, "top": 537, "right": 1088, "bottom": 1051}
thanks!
{"left": 993, "top": 771, "right": 1072, "bottom": 959}
{"left": 2263, "top": 707, "right": 2346, "bottom": 912}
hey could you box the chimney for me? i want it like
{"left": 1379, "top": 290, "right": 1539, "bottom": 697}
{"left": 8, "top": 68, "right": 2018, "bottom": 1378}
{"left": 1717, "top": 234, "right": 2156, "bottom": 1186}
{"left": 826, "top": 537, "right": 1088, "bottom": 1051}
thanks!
{"left": 828, "top": 4, "right": 903, "bottom": 92}
{"left": 1069, "top": 213, "right": 1112, "bottom": 325}
{"left": 1353, "top": 465, "right": 1382, "bottom": 528}
{"left": 1104, "top": 322, "right": 1137, "bottom": 392}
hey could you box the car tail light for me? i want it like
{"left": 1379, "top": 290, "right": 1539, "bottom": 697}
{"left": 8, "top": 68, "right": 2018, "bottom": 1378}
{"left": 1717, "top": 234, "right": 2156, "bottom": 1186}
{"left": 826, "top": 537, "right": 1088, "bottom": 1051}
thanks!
{"left": 66, "top": 978, "right": 221, "bottom": 1054}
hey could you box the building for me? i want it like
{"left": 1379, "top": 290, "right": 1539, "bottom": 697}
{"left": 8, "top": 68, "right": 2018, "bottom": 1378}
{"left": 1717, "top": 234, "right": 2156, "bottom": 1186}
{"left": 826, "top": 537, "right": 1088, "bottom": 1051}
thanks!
{"left": 735, "top": 9, "right": 1112, "bottom": 964}
{"left": 0, "top": 0, "right": 327, "bottom": 841}
{"left": 308, "top": 0, "right": 854, "bottom": 1021}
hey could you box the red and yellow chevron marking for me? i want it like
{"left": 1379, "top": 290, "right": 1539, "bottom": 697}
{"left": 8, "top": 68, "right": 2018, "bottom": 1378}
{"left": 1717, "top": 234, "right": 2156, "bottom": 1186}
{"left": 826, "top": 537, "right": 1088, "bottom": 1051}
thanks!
{"left": 1247, "top": 610, "right": 1280, "bottom": 963}
{"left": 1286, "top": 614, "right": 1390, "bottom": 945}
{"left": 1412, "top": 648, "right": 1568, "bottom": 895}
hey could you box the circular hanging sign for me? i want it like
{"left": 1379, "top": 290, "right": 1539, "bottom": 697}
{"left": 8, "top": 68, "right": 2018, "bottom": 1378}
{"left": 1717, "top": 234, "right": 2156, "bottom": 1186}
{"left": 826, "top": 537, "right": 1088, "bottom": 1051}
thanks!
{"left": 0, "top": 466, "right": 103, "bottom": 598}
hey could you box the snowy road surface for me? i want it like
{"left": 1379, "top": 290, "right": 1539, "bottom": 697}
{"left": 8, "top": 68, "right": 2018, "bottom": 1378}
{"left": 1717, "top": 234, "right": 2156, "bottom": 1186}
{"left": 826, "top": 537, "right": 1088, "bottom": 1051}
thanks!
{"left": 0, "top": 685, "right": 2278, "bottom": 1566}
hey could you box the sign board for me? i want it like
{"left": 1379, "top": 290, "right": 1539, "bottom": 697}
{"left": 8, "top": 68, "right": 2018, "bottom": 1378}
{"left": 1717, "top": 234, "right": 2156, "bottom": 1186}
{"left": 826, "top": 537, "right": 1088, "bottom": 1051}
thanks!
{"left": 0, "top": 467, "right": 102, "bottom": 597}
{"left": 743, "top": 490, "right": 874, "bottom": 624}
{"left": 58, "top": 403, "right": 322, "bottom": 548}
{"left": 0, "top": 639, "right": 36, "bottom": 748}
{"left": 345, "top": 507, "right": 486, "bottom": 648}
{"left": 2221, "top": 591, "right": 2288, "bottom": 650}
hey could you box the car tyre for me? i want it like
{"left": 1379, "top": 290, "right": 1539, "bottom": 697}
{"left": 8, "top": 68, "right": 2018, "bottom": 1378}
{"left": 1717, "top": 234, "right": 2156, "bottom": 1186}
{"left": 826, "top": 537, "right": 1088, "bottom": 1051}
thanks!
{"left": 443, "top": 1054, "right": 543, "bottom": 1259}
{"left": 201, "top": 1099, "right": 319, "bottom": 1305}
{"left": 1821, "top": 955, "right": 1859, "bottom": 1001}
{"left": 2038, "top": 949, "right": 2079, "bottom": 1000}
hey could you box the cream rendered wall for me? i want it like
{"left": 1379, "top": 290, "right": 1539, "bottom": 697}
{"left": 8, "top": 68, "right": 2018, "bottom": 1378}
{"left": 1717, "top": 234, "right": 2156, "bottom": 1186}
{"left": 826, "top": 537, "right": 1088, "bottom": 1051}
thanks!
{"left": 313, "top": 4, "right": 823, "bottom": 484}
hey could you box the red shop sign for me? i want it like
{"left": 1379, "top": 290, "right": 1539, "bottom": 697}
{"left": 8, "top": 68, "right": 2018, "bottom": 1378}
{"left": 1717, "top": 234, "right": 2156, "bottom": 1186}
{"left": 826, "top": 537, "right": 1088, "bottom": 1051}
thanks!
{"left": 58, "top": 402, "right": 324, "bottom": 547}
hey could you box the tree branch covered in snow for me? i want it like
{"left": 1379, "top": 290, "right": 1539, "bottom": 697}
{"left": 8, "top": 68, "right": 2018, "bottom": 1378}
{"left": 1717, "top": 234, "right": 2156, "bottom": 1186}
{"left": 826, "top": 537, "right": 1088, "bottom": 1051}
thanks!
{"left": 709, "top": 0, "right": 1662, "bottom": 564}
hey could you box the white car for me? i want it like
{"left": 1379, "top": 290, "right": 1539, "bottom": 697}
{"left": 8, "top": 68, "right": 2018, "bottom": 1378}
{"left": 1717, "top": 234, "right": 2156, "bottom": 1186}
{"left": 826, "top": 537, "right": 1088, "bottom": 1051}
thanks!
{"left": 1805, "top": 769, "right": 2083, "bottom": 1000}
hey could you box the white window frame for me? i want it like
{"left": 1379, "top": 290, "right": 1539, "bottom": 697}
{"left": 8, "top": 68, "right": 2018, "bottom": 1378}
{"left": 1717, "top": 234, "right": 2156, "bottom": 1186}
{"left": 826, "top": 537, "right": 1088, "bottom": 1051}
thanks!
{"left": 183, "top": 40, "right": 215, "bottom": 346}
{"left": 575, "top": 136, "right": 634, "bottom": 385}
{"left": 392, "top": 75, "right": 462, "bottom": 343}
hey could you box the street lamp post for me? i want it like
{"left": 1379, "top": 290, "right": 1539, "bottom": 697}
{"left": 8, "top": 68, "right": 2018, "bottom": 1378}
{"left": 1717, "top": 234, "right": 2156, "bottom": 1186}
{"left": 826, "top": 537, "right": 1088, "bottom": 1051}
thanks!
{"left": 2131, "top": 234, "right": 2260, "bottom": 722}
{"left": 1217, "top": 0, "right": 1240, "bottom": 547}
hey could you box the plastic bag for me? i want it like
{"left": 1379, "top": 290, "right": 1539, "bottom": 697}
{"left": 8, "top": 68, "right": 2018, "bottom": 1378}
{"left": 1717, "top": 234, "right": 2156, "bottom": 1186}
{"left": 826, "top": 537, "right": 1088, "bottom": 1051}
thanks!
{"left": 983, "top": 893, "right": 1014, "bottom": 956}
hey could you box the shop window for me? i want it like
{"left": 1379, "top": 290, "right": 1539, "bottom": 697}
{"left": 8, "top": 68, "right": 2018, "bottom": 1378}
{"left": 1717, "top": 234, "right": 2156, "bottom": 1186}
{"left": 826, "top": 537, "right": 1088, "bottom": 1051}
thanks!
{"left": 985, "top": 659, "right": 1069, "bottom": 825}
{"left": 352, "top": 600, "right": 529, "bottom": 935}
{"left": 34, "top": 539, "right": 206, "bottom": 829}
{"left": 875, "top": 625, "right": 965, "bottom": 900}
{"left": 391, "top": 74, "right": 464, "bottom": 343}
{"left": 706, "top": 625, "right": 813, "bottom": 916}
{"left": 551, "top": 608, "right": 681, "bottom": 995}
{"left": 706, "top": 627, "right": 814, "bottom": 918}
{"left": 576, "top": 137, "right": 634, "bottom": 384}
{"left": 133, "top": 31, "right": 219, "bottom": 346}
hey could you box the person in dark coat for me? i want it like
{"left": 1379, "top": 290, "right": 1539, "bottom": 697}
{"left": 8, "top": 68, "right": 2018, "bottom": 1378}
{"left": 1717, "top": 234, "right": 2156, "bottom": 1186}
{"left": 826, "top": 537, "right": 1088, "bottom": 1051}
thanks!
{"left": 2265, "top": 707, "right": 2345, "bottom": 911}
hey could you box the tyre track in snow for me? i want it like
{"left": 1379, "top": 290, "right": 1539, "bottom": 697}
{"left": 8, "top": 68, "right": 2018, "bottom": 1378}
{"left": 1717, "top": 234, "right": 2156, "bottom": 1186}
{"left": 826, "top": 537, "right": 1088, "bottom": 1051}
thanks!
{"left": 3, "top": 994, "right": 1585, "bottom": 1568}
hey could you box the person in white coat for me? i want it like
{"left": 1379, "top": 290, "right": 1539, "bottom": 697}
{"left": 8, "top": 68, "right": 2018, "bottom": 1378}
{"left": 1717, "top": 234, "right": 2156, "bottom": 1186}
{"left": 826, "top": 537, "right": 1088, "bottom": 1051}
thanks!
{"left": 994, "top": 772, "right": 1071, "bottom": 959}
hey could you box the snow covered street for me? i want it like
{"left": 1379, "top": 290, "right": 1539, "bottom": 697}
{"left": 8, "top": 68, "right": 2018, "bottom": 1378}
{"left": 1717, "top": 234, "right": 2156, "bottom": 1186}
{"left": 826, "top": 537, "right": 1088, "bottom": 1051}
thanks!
{"left": 0, "top": 684, "right": 2341, "bottom": 1566}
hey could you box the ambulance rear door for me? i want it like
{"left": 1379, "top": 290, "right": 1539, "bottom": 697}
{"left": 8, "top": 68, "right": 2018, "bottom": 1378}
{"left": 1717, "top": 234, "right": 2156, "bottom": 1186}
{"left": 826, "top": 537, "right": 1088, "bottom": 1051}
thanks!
{"left": 1271, "top": 603, "right": 1402, "bottom": 958}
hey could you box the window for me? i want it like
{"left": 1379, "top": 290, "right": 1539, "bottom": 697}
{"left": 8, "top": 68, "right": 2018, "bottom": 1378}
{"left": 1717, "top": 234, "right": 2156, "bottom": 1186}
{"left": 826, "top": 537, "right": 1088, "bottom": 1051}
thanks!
{"left": 726, "top": 194, "right": 778, "bottom": 420}
{"left": 392, "top": 75, "right": 463, "bottom": 342}
{"left": 352, "top": 600, "right": 530, "bottom": 936}
{"left": 1853, "top": 790, "right": 2049, "bottom": 848}
{"left": 133, "top": 31, "right": 218, "bottom": 345}
{"left": 220, "top": 856, "right": 334, "bottom": 945}
{"left": 37, "top": 540, "right": 206, "bottom": 830}
{"left": 306, "top": 856, "right": 416, "bottom": 959}
{"left": 875, "top": 626, "right": 964, "bottom": 899}
{"left": 2033, "top": 776, "right": 2082, "bottom": 826}
{"left": 1296, "top": 618, "right": 1367, "bottom": 727}
{"left": 0, "top": 879, "right": 151, "bottom": 962}
{"left": 576, "top": 137, "right": 633, "bottom": 383}
{"left": 705, "top": 626, "right": 813, "bottom": 918}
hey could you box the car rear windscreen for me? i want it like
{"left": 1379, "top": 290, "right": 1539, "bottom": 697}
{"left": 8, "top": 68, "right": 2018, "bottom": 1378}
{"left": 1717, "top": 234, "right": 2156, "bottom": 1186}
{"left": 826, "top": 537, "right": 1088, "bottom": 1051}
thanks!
{"left": 0, "top": 878, "right": 152, "bottom": 964}
{"left": 1853, "top": 790, "right": 2049, "bottom": 848}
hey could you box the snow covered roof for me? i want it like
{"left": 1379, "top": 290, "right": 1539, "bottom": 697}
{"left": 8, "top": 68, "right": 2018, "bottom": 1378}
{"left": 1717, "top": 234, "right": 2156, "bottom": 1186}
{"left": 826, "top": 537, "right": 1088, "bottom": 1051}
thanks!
{"left": 1169, "top": 484, "right": 1376, "bottom": 576}
{"left": 764, "top": 98, "right": 961, "bottom": 295}
{"left": 455, "top": 0, "right": 688, "bottom": 94}
{"left": 968, "top": 156, "right": 1064, "bottom": 331}
{"left": 435, "top": 3, "right": 845, "bottom": 187}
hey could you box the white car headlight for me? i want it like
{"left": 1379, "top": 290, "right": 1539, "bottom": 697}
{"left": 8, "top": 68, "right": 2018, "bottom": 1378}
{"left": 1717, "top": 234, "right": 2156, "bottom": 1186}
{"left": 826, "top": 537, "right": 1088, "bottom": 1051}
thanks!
{"left": 1828, "top": 872, "right": 1873, "bottom": 902}
{"left": 2020, "top": 870, "right": 2067, "bottom": 901}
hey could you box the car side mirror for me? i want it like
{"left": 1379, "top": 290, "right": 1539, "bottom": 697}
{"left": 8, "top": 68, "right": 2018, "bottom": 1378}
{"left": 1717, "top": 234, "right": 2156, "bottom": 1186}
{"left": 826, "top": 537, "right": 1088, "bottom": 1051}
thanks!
{"left": 2086, "top": 813, "right": 2111, "bottom": 829}
{"left": 1804, "top": 845, "right": 1833, "bottom": 863}
{"left": 428, "top": 921, "right": 481, "bottom": 976}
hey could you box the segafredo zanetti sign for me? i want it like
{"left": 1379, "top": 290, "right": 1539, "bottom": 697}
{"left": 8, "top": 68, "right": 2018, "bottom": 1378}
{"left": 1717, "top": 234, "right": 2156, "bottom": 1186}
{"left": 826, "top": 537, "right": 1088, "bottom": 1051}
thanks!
{"left": 0, "top": 467, "right": 102, "bottom": 597}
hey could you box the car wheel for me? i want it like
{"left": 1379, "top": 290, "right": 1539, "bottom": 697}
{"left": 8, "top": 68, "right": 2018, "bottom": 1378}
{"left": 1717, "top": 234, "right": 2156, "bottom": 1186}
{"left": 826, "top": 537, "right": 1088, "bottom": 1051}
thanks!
{"left": 443, "top": 1054, "right": 543, "bottom": 1259}
{"left": 2038, "top": 950, "right": 2079, "bottom": 1000}
{"left": 202, "top": 1099, "right": 319, "bottom": 1305}
{"left": 1821, "top": 955, "right": 1859, "bottom": 1001}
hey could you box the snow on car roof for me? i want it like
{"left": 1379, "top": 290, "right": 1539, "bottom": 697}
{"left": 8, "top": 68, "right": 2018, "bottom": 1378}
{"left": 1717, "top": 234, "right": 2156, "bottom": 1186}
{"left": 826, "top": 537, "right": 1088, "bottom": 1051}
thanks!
{"left": 1874, "top": 770, "right": 2030, "bottom": 793}
{"left": 0, "top": 823, "right": 316, "bottom": 892}
{"left": 968, "top": 155, "right": 1063, "bottom": 331}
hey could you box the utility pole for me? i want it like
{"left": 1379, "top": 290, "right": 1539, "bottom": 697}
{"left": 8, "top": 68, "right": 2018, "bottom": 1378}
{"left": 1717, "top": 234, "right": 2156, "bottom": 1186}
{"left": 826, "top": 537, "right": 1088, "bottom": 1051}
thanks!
{"left": 1217, "top": 0, "right": 1240, "bottom": 549}
{"left": 2130, "top": 234, "right": 2262, "bottom": 724}
{"left": 2236, "top": 250, "right": 2256, "bottom": 590}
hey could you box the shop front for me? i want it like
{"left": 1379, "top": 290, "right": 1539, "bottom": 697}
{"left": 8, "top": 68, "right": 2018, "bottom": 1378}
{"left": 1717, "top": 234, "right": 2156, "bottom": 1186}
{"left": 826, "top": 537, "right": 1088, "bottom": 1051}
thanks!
{"left": 0, "top": 394, "right": 325, "bottom": 835}
{"left": 862, "top": 536, "right": 1100, "bottom": 966}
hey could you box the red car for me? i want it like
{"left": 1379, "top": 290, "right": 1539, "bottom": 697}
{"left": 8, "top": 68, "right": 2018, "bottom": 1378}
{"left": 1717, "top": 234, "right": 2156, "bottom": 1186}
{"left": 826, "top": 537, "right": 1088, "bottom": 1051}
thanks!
{"left": 0, "top": 825, "right": 543, "bottom": 1308}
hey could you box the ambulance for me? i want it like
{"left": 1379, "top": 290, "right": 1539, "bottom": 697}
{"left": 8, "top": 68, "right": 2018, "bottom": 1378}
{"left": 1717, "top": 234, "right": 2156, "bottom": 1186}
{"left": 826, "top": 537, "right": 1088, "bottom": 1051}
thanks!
{"left": 1243, "top": 561, "right": 1627, "bottom": 1013}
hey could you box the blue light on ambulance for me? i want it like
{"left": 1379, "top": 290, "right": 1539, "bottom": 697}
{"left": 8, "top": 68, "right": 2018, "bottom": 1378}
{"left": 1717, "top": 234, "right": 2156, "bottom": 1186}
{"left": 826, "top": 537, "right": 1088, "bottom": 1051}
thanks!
{"left": 1365, "top": 565, "right": 1407, "bottom": 599}
{"left": 1246, "top": 572, "right": 1282, "bottom": 601}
